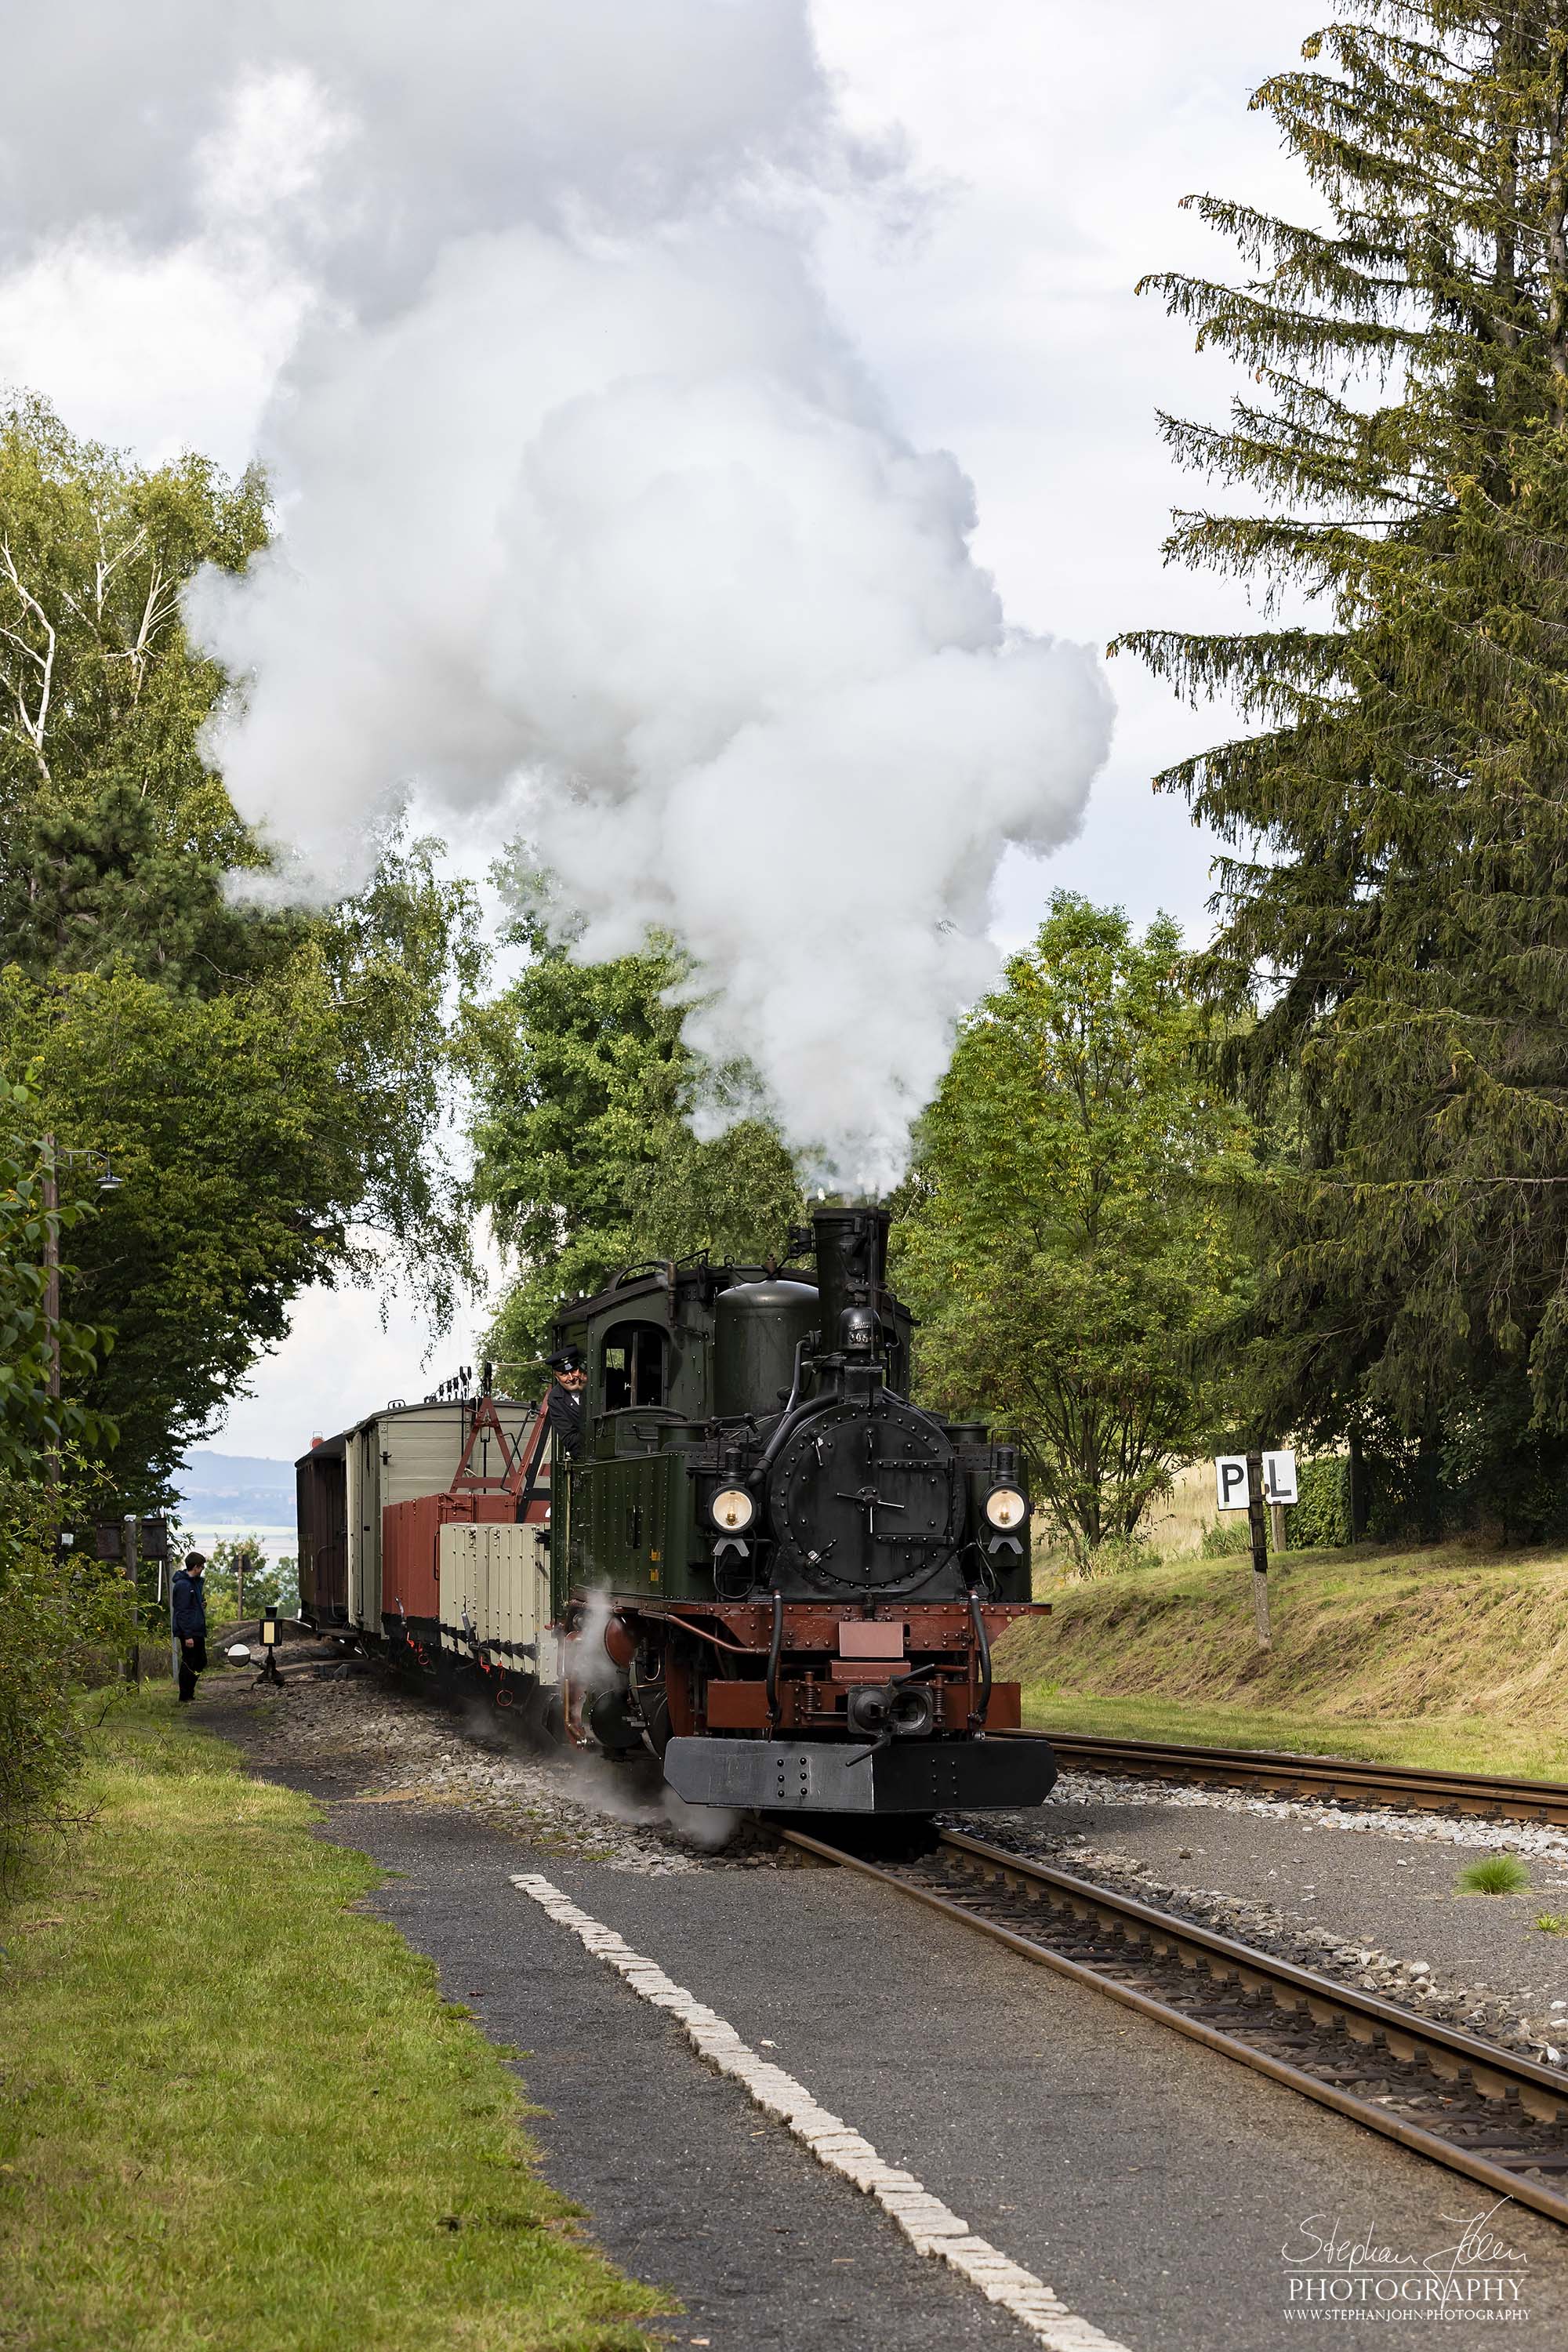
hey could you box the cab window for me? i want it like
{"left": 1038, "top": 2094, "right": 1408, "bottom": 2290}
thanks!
{"left": 601, "top": 1321, "right": 668, "bottom": 1410}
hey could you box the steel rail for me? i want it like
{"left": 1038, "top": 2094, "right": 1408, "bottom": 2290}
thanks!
{"left": 1006, "top": 1730, "right": 1568, "bottom": 1828}
{"left": 781, "top": 1823, "right": 1568, "bottom": 2230}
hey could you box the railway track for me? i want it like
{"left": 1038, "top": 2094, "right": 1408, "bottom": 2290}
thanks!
{"left": 782, "top": 1824, "right": 1568, "bottom": 2230}
{"left": 1011, "top": 1730, "right": 1568, "bottom": 1828}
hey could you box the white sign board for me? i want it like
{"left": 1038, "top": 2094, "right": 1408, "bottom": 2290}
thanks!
{"left": 1214, "top": 1452, "right": 1298, "bottom": 1511}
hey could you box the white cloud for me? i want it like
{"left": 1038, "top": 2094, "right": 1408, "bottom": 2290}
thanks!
{"left": 810, "top": 0, "right": 1330, "bottom": 938}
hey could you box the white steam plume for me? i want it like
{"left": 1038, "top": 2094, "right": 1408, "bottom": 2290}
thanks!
{"left": 4, "top": 3, "right": 1113, "bottom": 1187}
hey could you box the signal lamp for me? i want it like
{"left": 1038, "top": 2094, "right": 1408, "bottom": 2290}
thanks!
{"left": 983, "top": 1486, "right": 1029, "bottom": 1532}
{"left": 260, "top": 1609, "right": 280, "bottom": 1649}
{"left": 710, "top": 1486, "right": 756, "bottom": 1533}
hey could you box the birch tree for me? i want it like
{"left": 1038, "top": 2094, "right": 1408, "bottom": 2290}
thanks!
{"left": 0, "top": 397, "right": 479, "bottom": 1503}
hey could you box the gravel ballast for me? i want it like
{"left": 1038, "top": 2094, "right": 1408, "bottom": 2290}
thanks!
{"left": 967, "top": 1768, "right": 1568, "bottom": 2073}
{"left": 209, "top": 1649, "right": 785, "bottom": 1874}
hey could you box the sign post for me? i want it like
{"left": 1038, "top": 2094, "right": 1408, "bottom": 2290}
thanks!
{"left": 1245, "top": 1451, "right": 1272, "bottom": 1648}
{"left": 1218, "top": 1451, "right": 1295, "bottom": 1649}
{"left": 123, "top": 1515, "right": 139, "bottom": 1684}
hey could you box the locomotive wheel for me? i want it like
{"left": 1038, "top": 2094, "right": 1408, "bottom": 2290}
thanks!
{"left": 521, "top": 1684, "right": 565, "bottom": 1751}
{"left": 638, "top": 1686, "right": 673, "bottom": 1759}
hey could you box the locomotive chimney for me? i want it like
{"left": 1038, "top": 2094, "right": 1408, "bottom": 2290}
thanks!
{"left": 811, "top": 1204, "right": 891, "bottom": 1350}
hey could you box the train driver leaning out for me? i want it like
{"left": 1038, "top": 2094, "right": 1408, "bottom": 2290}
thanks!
{"left": 544, "top": 1347, "right": 587, "bottom": 1460}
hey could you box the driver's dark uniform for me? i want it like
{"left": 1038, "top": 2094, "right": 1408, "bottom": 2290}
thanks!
{"left": 545, "top": 1379, "right": 584, "bottom": 1460}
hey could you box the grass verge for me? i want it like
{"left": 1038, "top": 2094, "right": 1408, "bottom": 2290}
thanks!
{"left": 0, "top": 1687, "right": 662, "bottom": 2352}
{"left": 1004, "top": 1542, "right": 1568, "bottom": 1779}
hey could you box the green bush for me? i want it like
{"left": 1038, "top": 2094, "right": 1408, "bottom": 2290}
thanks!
{"left": 1201, "top": 1517, "right": 1251, "bottom": 1556}
{"left": 1080, "top": 1533, "right": 1162, "bottom": 1577}
{"left": 0, "top": 1475, "right": 124, "bottom": 1875}
{"left": 197, "top": 1535, "right": 299, "bottom": 1620}
{"left": 1287, "top": 1457, "right": 1352, "bottom": 1549}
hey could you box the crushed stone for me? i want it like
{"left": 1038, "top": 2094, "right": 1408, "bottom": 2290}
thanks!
{"left": 965, "top": 1802, "right": 1568, "bottom": 2077}
{"left": 1035, "top": 1766, "right": 1568, "bottom": 1864}
{"left": 199, "top": 1657, "right": 784, "bottom": 1875}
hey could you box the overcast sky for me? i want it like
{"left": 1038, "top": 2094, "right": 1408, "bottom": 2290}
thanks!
{"left": 0, "top": 0, "right": 1327, "bottom": 1469}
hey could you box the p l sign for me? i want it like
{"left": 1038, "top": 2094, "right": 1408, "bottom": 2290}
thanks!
{"left": 1214, "top": 1450, "right": 1299, "bottom": 1509}
{"left": 1214, "top": 1456, "right": 1249, "bottom": 1512}
{"left": 1264, "top": 1450, "right": 1298, "bottom": 1504}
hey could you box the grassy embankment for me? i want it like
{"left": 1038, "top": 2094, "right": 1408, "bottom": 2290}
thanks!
{"left": 999, "top": 1542, "right": 1568, "bottom": 1778}
{"left": 0, "top": 1690, "right": 662, "bottom": 2352}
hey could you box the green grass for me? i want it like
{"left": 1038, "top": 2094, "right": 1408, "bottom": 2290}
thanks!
{"left": 1454, "top": 1853, "right": 1533, "bottom": 1896}
{"left": 1014, "top": 1689, "right": 1568, "bottom": 1777}
{"left": 1536, "top": 1914, "right": 1568, "bottom": 1934}
{"left": 1002, "top": 1541, "right": 1568, "bottom": 1780}
{"left": 0, "top": 1689, "right": 662, "bottom": 2352}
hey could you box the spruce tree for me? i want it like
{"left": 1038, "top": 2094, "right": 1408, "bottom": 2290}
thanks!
{"left": 1116, "top": 3, "right": 1568, "bottom": 1515}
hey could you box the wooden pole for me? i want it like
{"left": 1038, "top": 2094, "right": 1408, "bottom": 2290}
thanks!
{"left": 1269, "top": 1499, "right": 1287, "bottom": 1558}
{"left": 123, "top": 1516, "right": 139, "bottom": 1685}
{"left": 1246, "top": 1450, "right": 1272, "bottom": 1647}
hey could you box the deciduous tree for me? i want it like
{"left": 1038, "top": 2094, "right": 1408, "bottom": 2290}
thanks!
{"left": 0, "top": 1080, "right": 113, "bottom": 1479}
{"left": 467, "top": 918, "right": 802, "bottom": 1371}
{"left": 895, "top": 897, "right": 1254, "bottom": 1565}
{"left": 0, "top": 397, "right": 479, "bottom": 1501}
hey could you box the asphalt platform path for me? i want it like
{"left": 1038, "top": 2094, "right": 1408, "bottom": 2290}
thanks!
{"left": 198, "top": 1694, "right": 1568, "bottom": 2351}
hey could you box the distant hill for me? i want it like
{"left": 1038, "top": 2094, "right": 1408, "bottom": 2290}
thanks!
{"left": 176, "top": 1450, "right": 296, "bottom": 1523}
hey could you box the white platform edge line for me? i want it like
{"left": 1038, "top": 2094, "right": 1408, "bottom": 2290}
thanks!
{"left": 510, "top": 1870, "right": 1131, "bottom": 2352}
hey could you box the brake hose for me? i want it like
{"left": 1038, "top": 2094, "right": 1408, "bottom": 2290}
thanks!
{"left": 967, "top": 1587, "right": 992, "bottom": 1730}
{"left": 765, "top": 1588, "right": 784, "bottom": 1730}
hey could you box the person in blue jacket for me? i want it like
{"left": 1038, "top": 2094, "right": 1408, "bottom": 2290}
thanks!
{"left": 172, "top": 1551, "right": 209, "bottom": 1703}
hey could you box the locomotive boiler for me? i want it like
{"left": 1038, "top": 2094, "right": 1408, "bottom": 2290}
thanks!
{"left": 551, "top": 1203, "right": 1057, "bottom": 1813}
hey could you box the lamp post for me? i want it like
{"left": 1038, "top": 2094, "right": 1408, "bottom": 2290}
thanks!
{"left": 259, "top": 1605, "right": 282, "bottom": 1686}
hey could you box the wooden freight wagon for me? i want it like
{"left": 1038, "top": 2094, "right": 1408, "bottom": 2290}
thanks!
{"left": 296, "top": 1432, "right": 349, "bottom": 1627}
{"left": 295, "top": 1396, "right": 545, "bottom": 1640}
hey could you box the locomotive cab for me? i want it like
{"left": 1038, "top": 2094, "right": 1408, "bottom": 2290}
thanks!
{"left": 552, "top": 1204, "right": 1057, "bottom": 1815}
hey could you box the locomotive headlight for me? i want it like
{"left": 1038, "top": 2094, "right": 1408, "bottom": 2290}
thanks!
{"left": 983, "top": 1485, "right": 1029, "bottom": 1532}
{"left": 710, "top": 1486, "right": 756, "bottom": 1534}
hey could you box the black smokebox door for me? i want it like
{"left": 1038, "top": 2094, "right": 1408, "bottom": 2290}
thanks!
{"left": 769, "top": 1404, "right": 958, "bottom": 1588}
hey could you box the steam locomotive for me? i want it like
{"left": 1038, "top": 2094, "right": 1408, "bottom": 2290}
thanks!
{"left": 296, "top": 1203, "right": 1057, "bottom": 1816}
